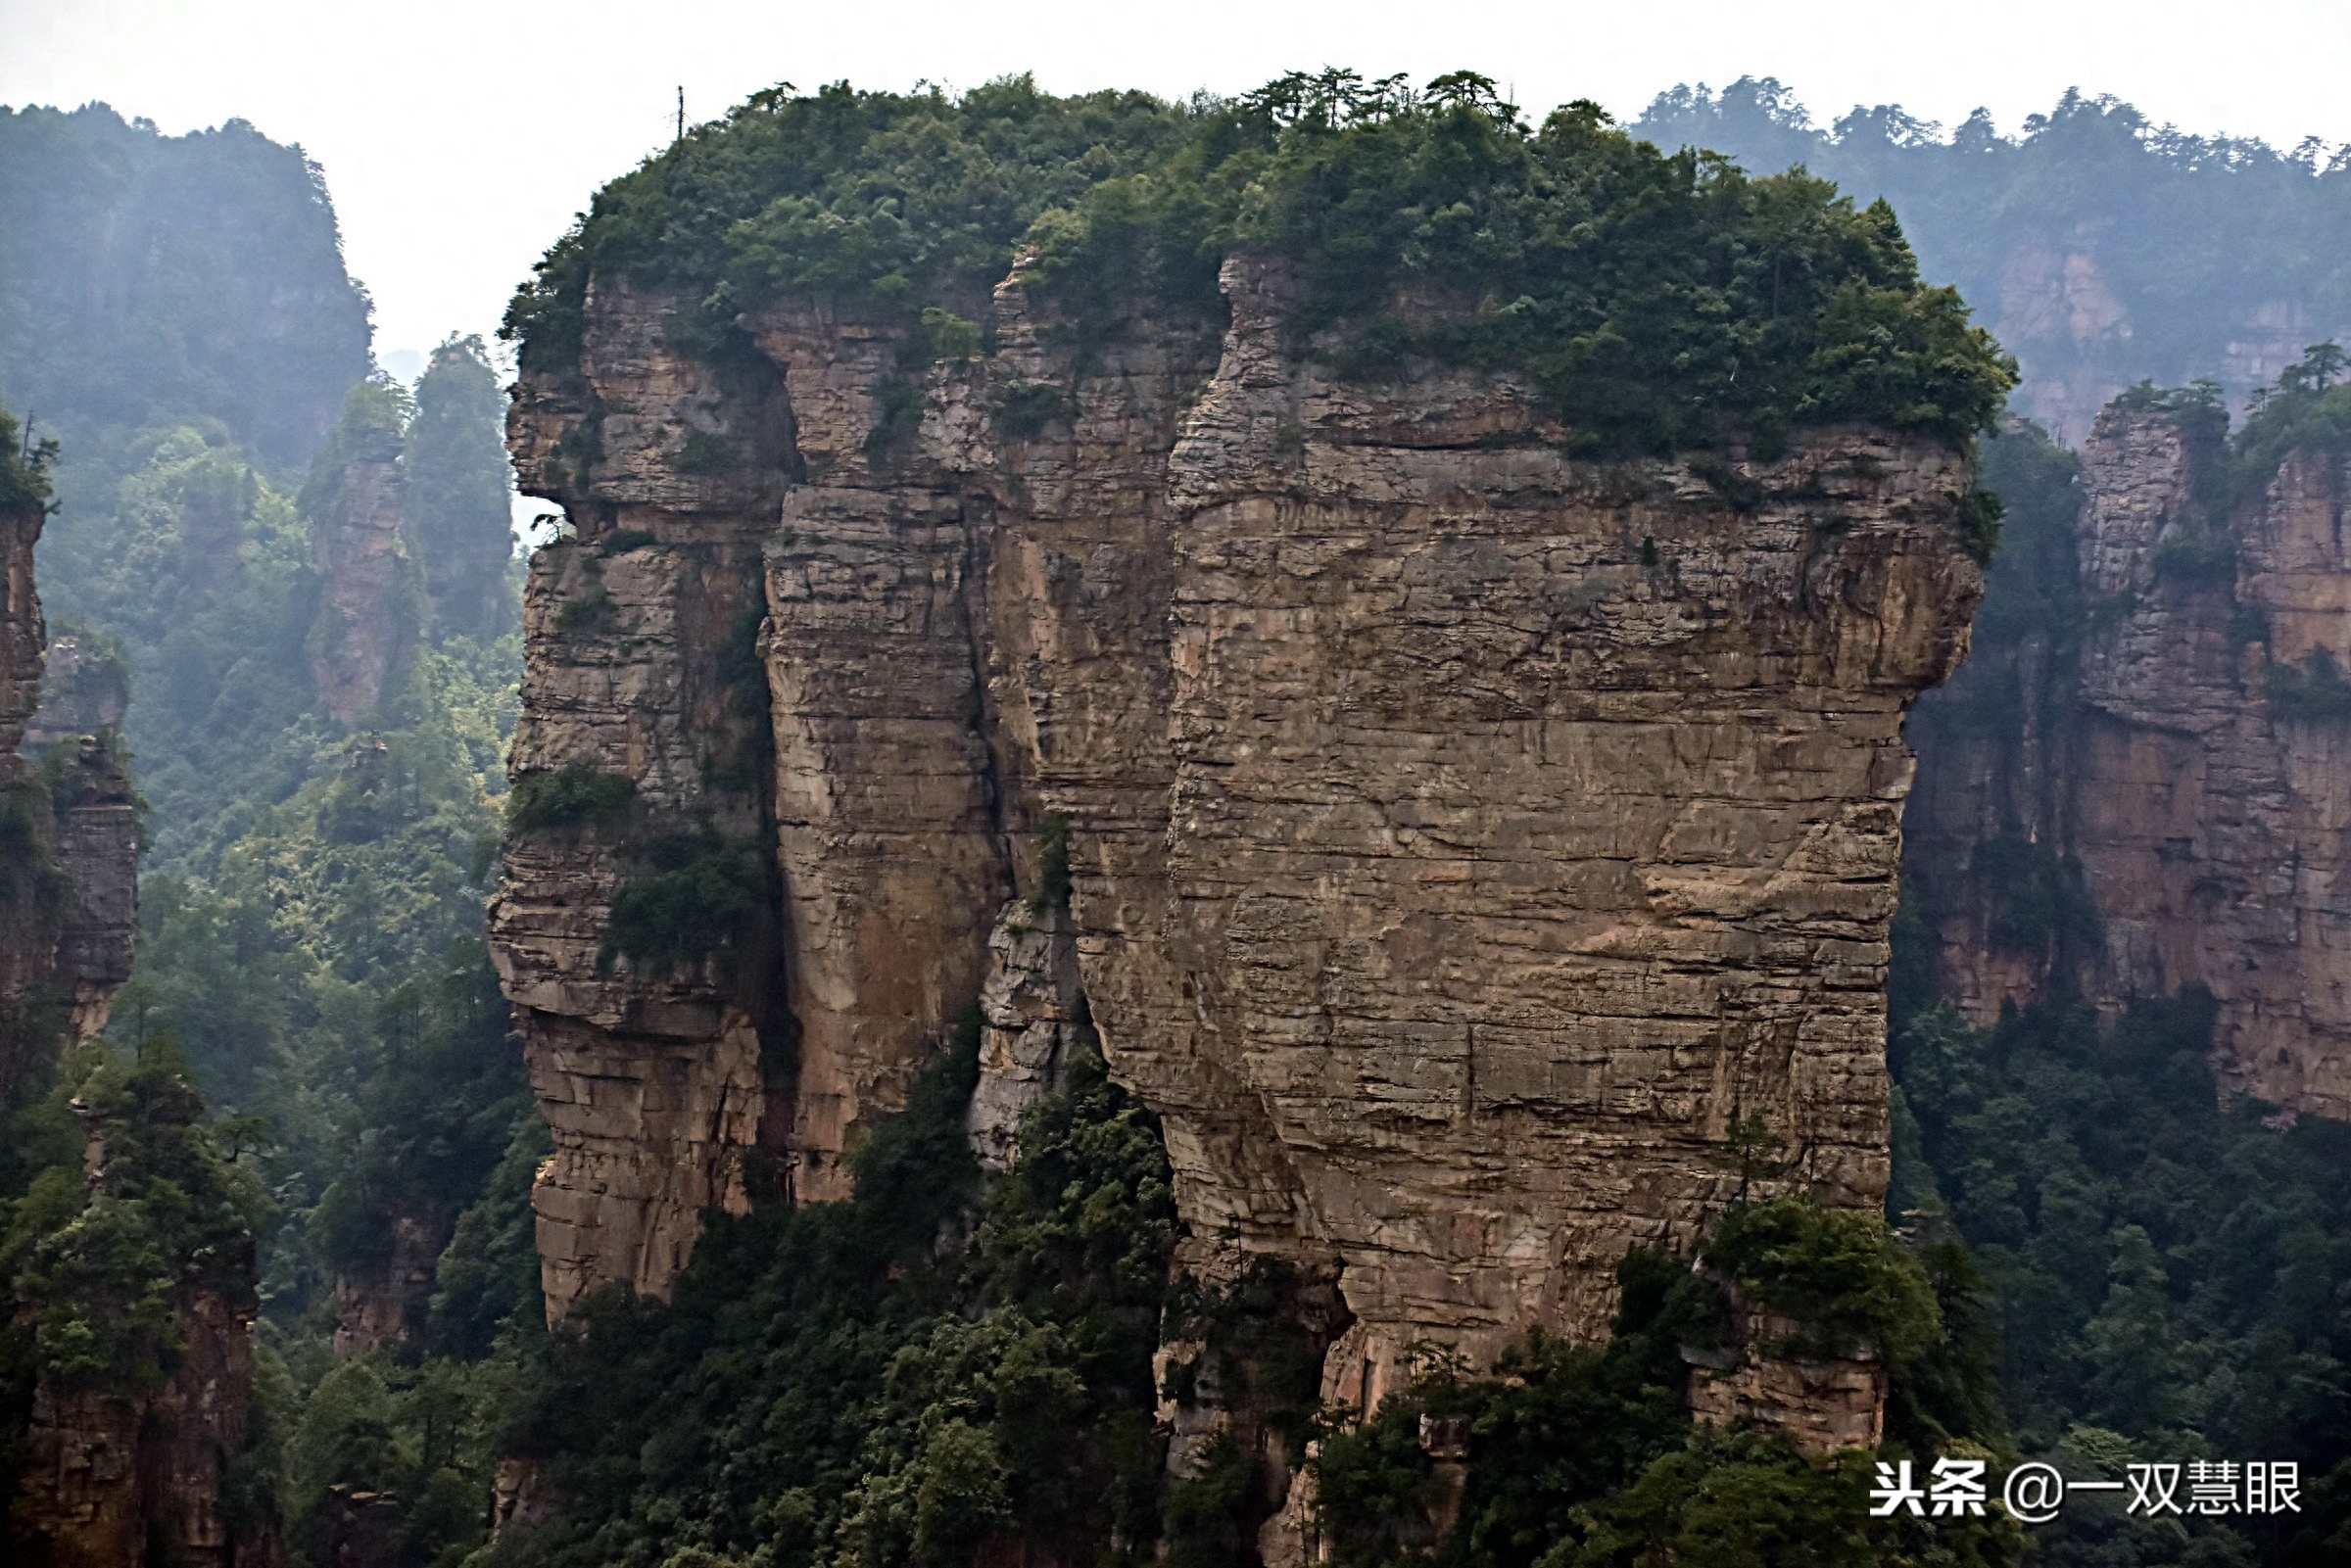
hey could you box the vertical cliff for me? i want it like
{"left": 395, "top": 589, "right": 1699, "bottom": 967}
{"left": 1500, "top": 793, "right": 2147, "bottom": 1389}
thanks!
{"left": 3, "top": 410, "right": 253, "bottom": 1568}
{"left": 308, "top": 410, "right": 417, "bottom": 725}
{"left": 1, "top": 421, "right": 137, "bottom": 1091}
{"left": 1911, "top": 397, "right": 2351, "bottom": 1117}
{"left": 494, "top": 253, "right": 1986, "bottom": 1409}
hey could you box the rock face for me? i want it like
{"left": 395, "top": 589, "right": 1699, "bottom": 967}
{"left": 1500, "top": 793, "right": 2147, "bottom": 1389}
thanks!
{"left": 14, "top": 1119, "right": 259, "bottom": 1568}
{"left": 1910, "top": 404, "right": 2351, "bottom": 1117}
{"left": 330, "top": 1212, "right": 442, "bottom": 1355}
{"left": 1984, "top": 236, "right": 2341, "bottom": 446}
{"left": 4, "top": 457, "right": 223, "bottom": 1567}
{"left": 494, "top": 258, "right": 1984, "bottom": 1398}
{"left": 309, "top": 421, "right": 416, "bottom": 723}
{"left": 2, "top": 498, "right": 139, "bottom": 1085}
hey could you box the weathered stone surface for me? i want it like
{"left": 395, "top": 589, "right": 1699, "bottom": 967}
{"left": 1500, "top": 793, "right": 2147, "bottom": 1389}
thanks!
{"left": 15, "top": 1128, "right": 257, "bottom": 1568}
{"left": 2, "top": 493, "right": 48, "bottom": 774}
{"left": 3, "top": 523, "right": 138, "bottom": 1073}
{"left": 1915, "top": 404, "right": 2351, "bottom": 1117}
{"left": 492, "top": 277, "right": 790, "bottom": 1319}
{"left": 25, "top": 634, "right": 129, "bottom": 751}
{"left": 1688, "top": 1309, "right": 1886, "bottom": 1455}
{"left": 49, "top": 734, "right": 138, "bottom": 1043}
{"left": 496, "top": 250, "right": 1984, "bottom": 1429}
{"left": 330, "top": 1212, "right": 440, "bottom": 1356}
{"left": 309, "top": 423, "right": 416, "bottom": 723}
{"left": 967, "top": 899, "right": 1092, "bottom": 1173}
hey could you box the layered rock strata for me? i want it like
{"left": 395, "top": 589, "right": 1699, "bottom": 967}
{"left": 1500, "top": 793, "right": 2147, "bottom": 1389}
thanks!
{"left": 1912, "top": 404, "right": 2351, "bottom": 1116}
{"left": 5, "top": 455, "right": 208, "bottom": 1566}
{"left": 2, "top": 497, "right": 138, "bottom": 1083}
{"left": 309, "top": 420, "right": 415, "bottom": 723}
{"left": 495, "top": 259, "right": 1985, "bottom": 1397}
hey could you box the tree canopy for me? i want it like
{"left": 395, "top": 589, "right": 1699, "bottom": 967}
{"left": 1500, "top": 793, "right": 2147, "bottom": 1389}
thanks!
{"left": 507, "top": 71, "right": 2015, "bottom": 456}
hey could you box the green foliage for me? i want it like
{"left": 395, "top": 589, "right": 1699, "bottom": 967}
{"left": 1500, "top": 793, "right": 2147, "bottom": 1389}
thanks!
{"left": 1892, "top": 992, "right": 2351, "bottom": 1561}
{"left": 1703, "top": 1196, "right": 1943, "bottom": 1368}
{"left": 2268, "top": 648, "right": 2351, "bottom": 722}
{"left": 503, "top": 76, "right": 1195, "bottom": 373}
{"left": 598, "top": 828, "right": 767, "bottom": 976}
{"left": 1634, "top": 83, "right": 2351, "bottom": 417}
{"left": 1564, "top": 1429, "right": 2020, "bottom": 1568}
{"left": 489, "top": 1040, "right": 1179, "bottom": 1568}
{"left": 990, "top": 381, "right": 1069, "bottom": 440}
{"left": 306, "top": 947, "right": 530, "bottom": 1289}
{"left": 917, "top": 307, "right": 984, "bottom": 363}
{"left": 1032, "top": 74, "right": 2013, "bottom": 453}
{"left": 0, "top": 104, "right": 372, "bottom": 469}
{"left": 2232, "top": 342, "right": 2351, "bottom": 504}
{"left": 1304, "top": 1215, "right": 2008, "bottom": 1568}
{"left": 300, "top": 377, "right": 414, "bottom": 521}
{"left": 863, "top": 376, "right": 928, "bottom": 460}
{"left": 1027, "top": 812, "right": 1072, "bottom": 914}
{"left": 405, "top": 335, "right": 521, "bottom": 642}
{"left": 4, "top": 102, "right": 532, "bottom": 1568}
{"left": 2149, "top": 529, "right": 2237, "bottom": 585}
{"left": 671, "top": 430, "right": 740, "bottom": 474}
{"left": 1, "top": 1042, "right": 266, "bottom": 1394}
{"left": 424, "top": 1110, "right": 552, "bottom": 1361}
{"left": 1954, "top": 485, "right": 2002, "bottom": 562}
{"left": 507, "top": 73, "right": 2013, "bottom": 458}
{"left": 506, "top": 763, "right": 638, "bottom": 833}
{"left": 0, "top": 404, "right": 57, "bottom": 514}
{"left": 554, "top": 587, "right": 616, "bottom": 630}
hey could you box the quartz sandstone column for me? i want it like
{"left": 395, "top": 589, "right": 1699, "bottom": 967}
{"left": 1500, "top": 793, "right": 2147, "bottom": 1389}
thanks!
{"left": 497, "top": 257, "right": 1985, "bottom": 1391}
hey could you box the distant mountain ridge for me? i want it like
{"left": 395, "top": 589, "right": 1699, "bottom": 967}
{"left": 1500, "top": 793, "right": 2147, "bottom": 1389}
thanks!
{"left": 1633, "top": 79, "right": 2351, "bottom": 441}
{"left": 0, "top": 101, "right": 372, "bottom": 471}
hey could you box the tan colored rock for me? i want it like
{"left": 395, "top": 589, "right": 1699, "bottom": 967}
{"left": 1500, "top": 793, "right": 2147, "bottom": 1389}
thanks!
{"left": 0, "top": 484, "right": 42, "bottom": 775}
{"left": 1688, "top": 1309, "right": 1886, "bottom": 1455}
{"left": 25, "top": 634, "right": 130, "bottom": 750}
{"left": 492, "top": 278, "right": 791, "bottom": 1319}
{"left": 309, "top": 422, "right": 415, "bottom": 723}
{"left": 1918, "top": 404, "right": 2351, "bottom": 1117}
{"left": 49, "top": 735, "right": 138, "bottom": 1043}
{"left": 968, "top": 899, "right": 1091, "bottom": 1173}
{"left": 496, "top": 248, "right": 1984, "bottom": 1433}
{"left": 330, "top": 1212, "right": 440, "bottom": 1355}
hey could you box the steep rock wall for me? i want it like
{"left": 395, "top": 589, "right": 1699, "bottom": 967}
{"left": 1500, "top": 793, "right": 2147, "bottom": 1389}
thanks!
{"left": 495, "top": 261, "right": 1985, "bottom": 1390}
{"left": 1991, "top": 239, "right": 2338, "bottom": 445}
{"left": 1911, "top": 404, "right": 2351, "bottom": 1116}
{"left": 309, "top": 421, "right": 415, "bottom": 724}
{"left": 4, "top": 469, "right": 208, "bottom": 1567}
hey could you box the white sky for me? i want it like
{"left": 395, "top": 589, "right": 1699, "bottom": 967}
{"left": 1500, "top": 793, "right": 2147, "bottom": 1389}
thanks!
{"left": 5, "top": 0, "right": 2350, "bottom": 362}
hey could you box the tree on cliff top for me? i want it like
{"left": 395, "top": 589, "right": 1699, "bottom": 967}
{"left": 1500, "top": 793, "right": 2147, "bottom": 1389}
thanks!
{"left": 0, "top": 405, "right": 56, "bottom": 516}
{"left": 1633, "top": 81, "right": 2351, "bottom": 425}
{"left": 504, "top": 71, "right": 2014, "bottom": 458}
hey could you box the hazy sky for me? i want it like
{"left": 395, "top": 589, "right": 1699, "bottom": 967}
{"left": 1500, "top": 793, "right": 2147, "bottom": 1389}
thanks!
{"left": 7, "top": 0, "right": 2351, "bottom": 363}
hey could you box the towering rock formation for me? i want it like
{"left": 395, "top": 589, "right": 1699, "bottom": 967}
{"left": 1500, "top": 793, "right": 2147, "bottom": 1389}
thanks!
{"left": 492, "top": 252, "right": 1987, "bottom": 1409}
{"left": 1909, "top": 401, "right": 2351, "bottom": 1117}
{"left": 309, "top": 414, "right": 416, "bottom": 724}
{"left": 3, "top": 416, "right": 247, "bottom": 1568}
{"left": 1, "top": 434, "right": 137, "bottom": 1088}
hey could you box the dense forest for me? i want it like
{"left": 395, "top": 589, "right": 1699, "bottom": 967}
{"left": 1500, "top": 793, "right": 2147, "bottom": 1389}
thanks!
{"left": 1630, "top": 81, "right": 2351, "bottom": 439}
{"left": 5, "top": 71, "right": 2351, "bottom": 1568}
{"left": 0, "top": 106, "right": 538, "bottom": 1566}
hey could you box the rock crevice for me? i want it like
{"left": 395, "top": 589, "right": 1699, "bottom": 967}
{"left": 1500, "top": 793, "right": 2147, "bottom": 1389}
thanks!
{"left": 1914, "top": 404, "right": 2351, "bottom": 1116}
{"left": 494, "top": 259, "right": 1984, "bottom": 1397}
